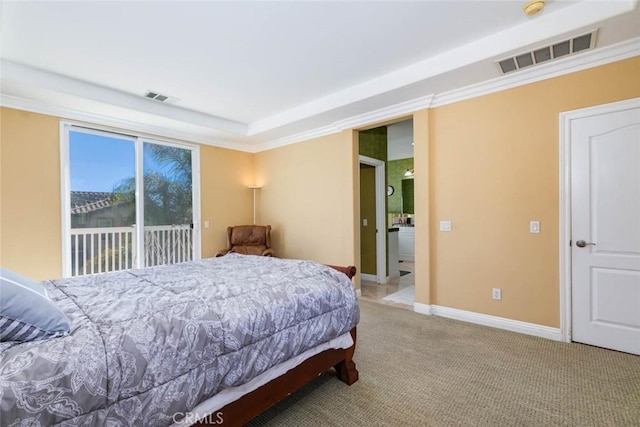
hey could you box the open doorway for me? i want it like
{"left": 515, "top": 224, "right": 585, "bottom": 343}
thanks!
{"left": 387, "top": 118, "right": 415, "bottom": 268}
{"left": 358, "top": 119, "right": 415, "bottom": 308}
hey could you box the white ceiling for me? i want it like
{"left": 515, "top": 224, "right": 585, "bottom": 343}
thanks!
{"left": 1, "top": 1, "right": 639, "bottom": 151}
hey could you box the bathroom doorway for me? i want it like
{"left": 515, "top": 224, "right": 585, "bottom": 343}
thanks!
{"left": 360, "top": 118, "right": 415, "bottom": 309}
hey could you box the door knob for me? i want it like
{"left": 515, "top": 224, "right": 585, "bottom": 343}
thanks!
{"left": 575, "top": 240, "right": 596, "bottom": 248}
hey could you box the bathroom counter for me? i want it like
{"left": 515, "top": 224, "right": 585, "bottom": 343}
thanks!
{"left": 388, "top": 228, "right": 400, "bottom": 279}
{"left": 398, "top": 226, "right": 415, "bottom": 261}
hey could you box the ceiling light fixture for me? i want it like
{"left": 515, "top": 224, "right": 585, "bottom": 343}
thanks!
{"left": 523, "top": 0, "right": 545, "bottom": 16}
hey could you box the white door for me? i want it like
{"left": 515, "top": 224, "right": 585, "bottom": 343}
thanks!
{"left": 359, "top": 155, "right": 387, "bottom": 284}
{"left": 571, "top": 101, "right": 640, "bottom": 355}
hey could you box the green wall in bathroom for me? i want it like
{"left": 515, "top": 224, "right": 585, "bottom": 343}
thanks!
{"left": 387, "top": 158, "right": 414, "bottom": 214}
{"left": 359, "top": 127, "right": 387, "bottom": 161}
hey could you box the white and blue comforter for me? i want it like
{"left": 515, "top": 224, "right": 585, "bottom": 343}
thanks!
{"left": 0, "top": 254, "right": 359, "bottom": 426}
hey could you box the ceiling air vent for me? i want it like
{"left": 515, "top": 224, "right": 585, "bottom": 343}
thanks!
{"left": 496, "top": 29, "right": 598, "bottom": 74}
{"left": 143, "top": 90, "right": 179, "bottom": 104}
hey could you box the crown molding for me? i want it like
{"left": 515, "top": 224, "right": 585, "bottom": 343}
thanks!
{"left": 249, "top": 124, "right": 341, "bottom": 153}
{"left": 432, "top": 36, "right": 640, "bottom": 108}
{"left": 333, "top": 95, "right": 434, "bottom": 131}
{"left": 251, "top": 95, "right": 434, "bottom": 153}
{"left": 0, "top": 94, "right": 250, "bottom": 152}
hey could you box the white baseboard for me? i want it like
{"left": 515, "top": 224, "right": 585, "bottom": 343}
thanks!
{"left": 427, "top": 305, "right": 562, "bottom": 342}
{"left": 413, "top": 302, "right": 432, "bottom": 315}
{"left": 361, "top": 273, "right": 377, "bottom": 282}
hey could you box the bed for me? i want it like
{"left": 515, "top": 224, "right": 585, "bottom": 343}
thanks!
{"left": 0, "top": 253, "right": 359, "bottom": 426}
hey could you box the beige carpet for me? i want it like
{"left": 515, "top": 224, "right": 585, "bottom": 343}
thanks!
{"left": 247, "top": 300, "right": 640, "bottom": 426}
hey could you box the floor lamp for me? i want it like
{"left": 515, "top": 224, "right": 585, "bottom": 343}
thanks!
{"left": 248, "top": 185, "right": 261, "bottom": 225}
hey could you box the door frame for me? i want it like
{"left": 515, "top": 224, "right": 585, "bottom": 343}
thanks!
{"left": 558, "top": 97, "right": 640, "bottom": 343}
{"left": 359, "top": 155, "right": 387, "bottom": 284}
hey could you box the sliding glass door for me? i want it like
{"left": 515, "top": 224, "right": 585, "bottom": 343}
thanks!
{"left": 62, "top": 125, "right": 200, "bottom": 277}
{"left": 67, "top": 129, "right": 136, "bottom": 276}
{"left": 142, "top": 142, "right": 194, "bottom": 267}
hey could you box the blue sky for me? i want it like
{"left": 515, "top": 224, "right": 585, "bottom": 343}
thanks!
{"left": 69, "top": 131, "right": 169, "bottom": 192}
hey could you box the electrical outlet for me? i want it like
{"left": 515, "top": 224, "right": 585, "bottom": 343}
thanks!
{"left": 492, "top": 288, "right": 502, "bottom": 300}
{"left": 363, "top": 219, "right": 368, "bottom": 226}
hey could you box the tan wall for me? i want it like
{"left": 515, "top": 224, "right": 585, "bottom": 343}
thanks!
{"left": 254, "top": 131, "right": 357, "bottom": 280}
{"left": 424, "top": 57, "right": 640, "bottom": 327}
{"left": 200, "top": 146, "right": 254, "bottom": 258}
{"left": 0, "top": 107, "right": 253, "bottom": 280}
{"left": 0, "top": 108, "right": 62, "bottom": 280}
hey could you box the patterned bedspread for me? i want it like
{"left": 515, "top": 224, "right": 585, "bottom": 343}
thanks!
{"left": 0, "top": 254, "right": 359, "bottom": 426}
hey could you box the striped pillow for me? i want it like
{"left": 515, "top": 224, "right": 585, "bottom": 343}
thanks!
{"left": 0, "top": 267, "right": 70, "bottom": 342}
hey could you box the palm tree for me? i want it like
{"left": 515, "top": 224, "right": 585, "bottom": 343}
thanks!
{"left": 112, "top": 144, "right": 192, "bottom": 226}
{"left": 146, "top": 144, "right": 192, "bottom": 181}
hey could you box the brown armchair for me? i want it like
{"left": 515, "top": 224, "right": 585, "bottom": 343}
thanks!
{"left": 215, "top": 225, "right": 275, "bottom": 257}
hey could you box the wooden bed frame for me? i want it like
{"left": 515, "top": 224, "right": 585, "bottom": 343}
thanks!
{"left": 195, "top": 265, "right": 359, "bottom": 426}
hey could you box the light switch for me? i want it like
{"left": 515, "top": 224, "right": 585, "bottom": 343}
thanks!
{"left": 363, "top": 219, "right": 368, "bottom": 226}
{"left": 530, "top": 221, "right": 540, "bottom": 234}
{"left": 439, "top": 221, "right": 452, "bottom": 232}
{"left": 204, "top": 220, "right": 210, "bottom": 229}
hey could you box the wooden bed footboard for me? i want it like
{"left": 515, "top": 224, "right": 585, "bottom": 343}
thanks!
{"left": 200, "top": 328, "right": 358, "bottom": 426}
{"left": 194, "top": 265, "right": 359, "bottom": 426}
{"left": 326, "top": 264, "right": 357, "bottom": 280}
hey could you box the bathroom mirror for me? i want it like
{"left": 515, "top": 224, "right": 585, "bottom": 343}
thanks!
{"left": 401, "top": 178, "right": 414, "bottom": 214}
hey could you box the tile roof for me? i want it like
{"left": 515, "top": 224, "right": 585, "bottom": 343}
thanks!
{"left": 70, "top": 191, "right": 113, "bottom": 214}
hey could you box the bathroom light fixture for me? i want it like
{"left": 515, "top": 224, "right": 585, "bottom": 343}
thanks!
{"left": 404, "top": 169, "right": 414, "bottom": 177}
{"left": 248, "top": 185, "right": 261, "bottom": 225}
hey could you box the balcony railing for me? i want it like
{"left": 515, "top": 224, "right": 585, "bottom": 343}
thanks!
{"left": 144, "top": 225, "right": 193, "bottom": 268}
{"left": 70, "top": 224, "right": 193, "bottom": 276}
